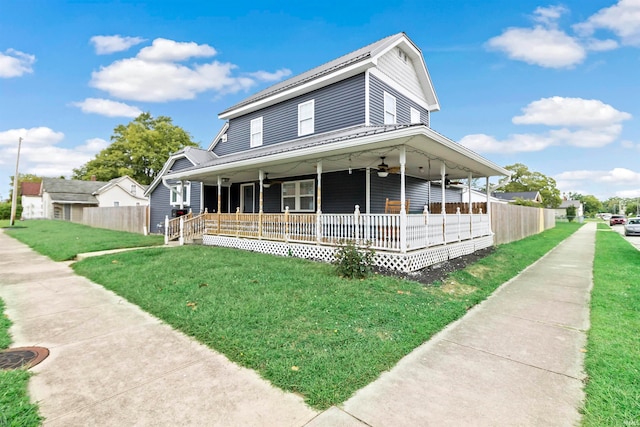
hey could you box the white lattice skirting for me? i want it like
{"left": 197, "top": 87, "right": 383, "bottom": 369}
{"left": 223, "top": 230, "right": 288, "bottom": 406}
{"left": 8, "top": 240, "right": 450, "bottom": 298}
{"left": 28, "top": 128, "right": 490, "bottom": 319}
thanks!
{"left": 201, "top": 235, "right": 495, "bottom": 273}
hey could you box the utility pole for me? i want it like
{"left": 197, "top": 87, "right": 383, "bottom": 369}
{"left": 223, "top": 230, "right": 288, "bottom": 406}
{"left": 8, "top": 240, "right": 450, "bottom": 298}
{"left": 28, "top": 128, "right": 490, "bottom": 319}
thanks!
{"left": 9, "top": 137, "right": 23, "bottom": 226}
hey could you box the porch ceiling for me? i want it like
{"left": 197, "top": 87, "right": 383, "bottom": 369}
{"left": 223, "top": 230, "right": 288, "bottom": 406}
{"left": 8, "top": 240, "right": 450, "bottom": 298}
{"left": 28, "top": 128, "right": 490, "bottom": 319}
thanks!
{"left": 167, "top": 125, "right": 509, "bottom": 185}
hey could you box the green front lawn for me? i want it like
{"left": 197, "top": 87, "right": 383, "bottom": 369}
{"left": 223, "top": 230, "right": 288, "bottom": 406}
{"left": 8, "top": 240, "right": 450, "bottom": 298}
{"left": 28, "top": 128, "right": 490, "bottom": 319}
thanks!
{"left": 581, "top": 224, "right": 640, "bottom": 426}
{"left": 72, "top": 222, "right": 581, "bottom": 409}
{"left": 3, "top": 220, "right": 163, "bottom": 261}
{"left": 0, "top": 299, "right": 43, "bottom": 427}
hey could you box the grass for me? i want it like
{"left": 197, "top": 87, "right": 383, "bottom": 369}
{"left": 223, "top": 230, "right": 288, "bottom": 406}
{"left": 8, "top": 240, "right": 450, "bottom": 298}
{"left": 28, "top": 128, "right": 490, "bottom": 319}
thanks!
{"left": 2, "top": 219, "right": 163, "bottom": 261}
{"left": 581, "top": 223, "right": 640, "bottom": 426}
{"left": 0, "top": 299, "right": 43, "bottom": 427}
{"left": 70, "top": 222, "right": 582, "bottom": 409}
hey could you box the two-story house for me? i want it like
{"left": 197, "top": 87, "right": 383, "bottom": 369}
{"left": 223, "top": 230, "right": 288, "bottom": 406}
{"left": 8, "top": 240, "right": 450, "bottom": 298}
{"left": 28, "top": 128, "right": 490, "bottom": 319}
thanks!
{"left": 146, "top": 32, "right": 509, "bottom": 272}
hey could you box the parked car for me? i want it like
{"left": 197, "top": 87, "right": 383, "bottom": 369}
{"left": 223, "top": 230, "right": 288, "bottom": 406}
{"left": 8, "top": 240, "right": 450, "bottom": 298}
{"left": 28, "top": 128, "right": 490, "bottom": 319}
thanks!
{"left": 610, "top": 214, "right": 626, "bottom": 225}
{"left": 624, "top": 217, "right": 640, "bottom": 236}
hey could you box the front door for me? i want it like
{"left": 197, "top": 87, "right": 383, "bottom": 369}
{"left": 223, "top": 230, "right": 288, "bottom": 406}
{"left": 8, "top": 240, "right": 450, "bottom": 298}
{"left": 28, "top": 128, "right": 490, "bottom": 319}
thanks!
{"left": 240, "top": 183, "right": 255, "bottom": 213}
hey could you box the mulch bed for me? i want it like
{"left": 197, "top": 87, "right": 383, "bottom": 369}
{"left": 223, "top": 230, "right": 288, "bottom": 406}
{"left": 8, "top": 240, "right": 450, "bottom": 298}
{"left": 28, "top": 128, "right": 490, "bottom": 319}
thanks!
{"left": 373, "top": 247, "right": 495, "bottom": 286}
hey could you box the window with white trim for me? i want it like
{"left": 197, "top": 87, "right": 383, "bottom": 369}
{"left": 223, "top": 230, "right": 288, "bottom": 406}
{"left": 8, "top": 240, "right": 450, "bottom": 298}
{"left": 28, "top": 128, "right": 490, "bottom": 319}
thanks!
{"left": 113, "top": 201, "right": 120, "bottom": 207}
{"left": 250, "top": 117, "right": 263, "bottom": 147}
{"left": 384, "top": 92, "right": 396, "bottom": 124}
{"left": 130, "top": 184, "right": 136, "bottom": 195}
{"left": 298, "top": 99, "right": 314, "bottom": 136}
{"left": 170, "top": 182, "right": 191, "bottom": 206}
{"left": 410, "top": 107, "right": 421, "bottom": 124}
{"left": 281, "top": 179, "right": 315, "bottom": 212}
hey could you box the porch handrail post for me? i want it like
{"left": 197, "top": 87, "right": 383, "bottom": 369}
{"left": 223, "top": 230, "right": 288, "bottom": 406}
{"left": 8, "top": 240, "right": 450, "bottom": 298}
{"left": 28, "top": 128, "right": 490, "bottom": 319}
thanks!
{"left": 456, "top": 207, "right": 461, "bottom": 241}
{"left": 354, "top": 205, "right": 360, "bottom": 244}
{"left": 423, "top": 205, "right": 429, "bottom": 247}
{"left": 164, "top": 215, "right": 169, "bottom": 245}
{"left": 284, "top": 206, "right": 290, "bottom": 242}
{"left": 179, "top": 215, "right": 185, "bottom": 246}
{"left": 235, "top": 207, "right": 240, "bottom": 238}
{"left": 486, "top": 177, "right": 493, "bottom": 234}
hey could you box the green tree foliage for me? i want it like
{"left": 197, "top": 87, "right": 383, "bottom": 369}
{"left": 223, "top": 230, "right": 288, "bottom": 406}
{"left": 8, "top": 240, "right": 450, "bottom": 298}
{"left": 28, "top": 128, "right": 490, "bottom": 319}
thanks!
{"left": 576, "top": 194, "right": 602, "bottom": 217}
{"left": 500, "top": 163, "right": 562, "bottom": 208}
{"left": 566, "top": 205, "right": 576, "bottom": 222}
{"left": 73, "top": 113, "right": 198, "bottom": 185}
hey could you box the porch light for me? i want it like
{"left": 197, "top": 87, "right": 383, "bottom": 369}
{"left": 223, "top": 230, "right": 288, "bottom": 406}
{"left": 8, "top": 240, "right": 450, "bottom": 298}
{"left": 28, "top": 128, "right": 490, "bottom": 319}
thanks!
{"left": 263, "top": 173, "right": 272, "bottom": 188}
{"left": 377, "top": 157, "right": 389, "bottom": 178}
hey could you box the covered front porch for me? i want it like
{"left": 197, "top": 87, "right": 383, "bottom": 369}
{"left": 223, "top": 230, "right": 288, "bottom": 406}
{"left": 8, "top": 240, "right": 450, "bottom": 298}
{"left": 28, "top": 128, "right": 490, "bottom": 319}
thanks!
{"left": 164, "top": 124, "right": 509, "bottom": 272}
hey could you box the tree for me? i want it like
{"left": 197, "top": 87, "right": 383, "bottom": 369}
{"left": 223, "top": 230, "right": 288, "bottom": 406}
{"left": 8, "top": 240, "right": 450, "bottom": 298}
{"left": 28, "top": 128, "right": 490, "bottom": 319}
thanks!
{"left": 73, "top": 113, "right": 199, "bottom": 185}
{"left": 500, "top": 163, "right": 562, "bottom": 208}
{"left": 578, "top": 195, "right": 602, "bottom": 218}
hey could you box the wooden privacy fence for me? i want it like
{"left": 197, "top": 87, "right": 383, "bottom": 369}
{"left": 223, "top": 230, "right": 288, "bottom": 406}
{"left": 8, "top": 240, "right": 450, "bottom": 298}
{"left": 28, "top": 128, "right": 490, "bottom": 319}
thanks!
{"left": 82, "top": 206, "right": 149, "bottom": 234}
{"left": 491, "top": 202, "right": 555, "bottom": 245}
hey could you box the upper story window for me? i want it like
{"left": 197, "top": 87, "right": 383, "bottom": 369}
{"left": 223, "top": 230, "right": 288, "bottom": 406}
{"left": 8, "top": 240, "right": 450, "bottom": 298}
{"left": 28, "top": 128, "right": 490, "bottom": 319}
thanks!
{"left": 281, "top": 179, "right": 315, "bottom": 212}
{"left": 130, "top": 184, "right": 136, "bottom": 195}
{"left": 384, "top": 92, "right": 396, "bottom": 125}
{"left": 221, "top": 133, "right": 227, "bottom": 143}
{"left": 410, "top": 107, "right": 421, "bottom": 124}
{"left": 170, "top": 182, "right": 191, "bottom": 206}
{"left": 398, "top": 48, "right": 408, "bottom": 63}
{"left": 250, "top": 117, "right": 263, "bottom": 147}
{"left": 298, "top": 99, "right": 315, "bottom": 136}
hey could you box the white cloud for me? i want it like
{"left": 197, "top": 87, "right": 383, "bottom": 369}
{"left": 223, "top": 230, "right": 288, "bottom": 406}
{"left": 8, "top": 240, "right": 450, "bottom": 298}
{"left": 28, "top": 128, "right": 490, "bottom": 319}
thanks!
{"left": 584, "top": 38, "right": 619, "bottom": 51}
{"left": 555, "top": 167, "right": 640, "bottom": 200}
{"left": 78, "top": 138, "right": 109, "bottom": 152}
{"left": 72, "top": 98, "right": 142, "bottom": 118}
{"left": 247, "top": 69, "right": 292, "bottom": 82}
{"left": 0, "top": 127, "right": 64, "bottom": 147}
{"left": 513, "top": 97, "right": 631, "bottom": 127}
{"left": 91, "top": 35, "right": 146, "bottom": 54}
{"left": 621, "top": 139, "right": 640, "bottom": 150}
{"left": 137, "top": 38, "right": 216, "bottom": 62}
{"left": 532, "top": 5, "right": 569, "bottom": 27}
{"left": 460, "top": 97, "right": 631, "bottom": 153}
{"left": 573, "top": 0, "right": 640, "bottom": 47}
{"left": 0, "top": 48, "right": 35, "bottom": 78}
{"left": 486, "top": 26, "right": 585, "bottom": 68}
{"left": 90, "top": 37, "right": 290, "bottom": 102}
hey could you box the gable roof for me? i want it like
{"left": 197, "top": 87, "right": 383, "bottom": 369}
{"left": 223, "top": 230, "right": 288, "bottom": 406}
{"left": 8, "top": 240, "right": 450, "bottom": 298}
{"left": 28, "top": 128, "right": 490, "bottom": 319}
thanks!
{"left": 93, "top": 176, "right": 149, "bottom": 200}
{"left": 219, "top": 32, "right": 439, "bottom": 120}
{"left": 559, "top": 200, "right": 582, "bottom": 209}
{"left": 492, "top": 191, "right": 542, "bottom": 202}
{"left": 144, "top": 146, "right": 217, "bottom": 196}
{"left": 41, "top": 178, "right": 108, "bottom": 204}
{"left": 21, "top": 181, "right": 42, "bottom": 196}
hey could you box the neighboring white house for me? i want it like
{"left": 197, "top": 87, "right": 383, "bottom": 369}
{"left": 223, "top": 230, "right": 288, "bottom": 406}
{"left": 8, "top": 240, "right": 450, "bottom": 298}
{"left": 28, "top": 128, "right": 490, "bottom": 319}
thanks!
{"left": 555, "top": 199, "right": 584, "bottom": 222}
{"left": 20, "top": 181, "right": 44, "bottom": 219}
{"left": 94, "top": 176, "right": 149, "bottom": 207}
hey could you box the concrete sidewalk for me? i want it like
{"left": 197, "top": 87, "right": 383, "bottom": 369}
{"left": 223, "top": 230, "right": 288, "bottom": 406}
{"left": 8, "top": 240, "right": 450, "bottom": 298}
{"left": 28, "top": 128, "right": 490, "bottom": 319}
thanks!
{"left": 0, "top": 223, "right": 594, "bottom": 426}
{"left": 0, "top": 231, "right": 318, "bottom": 426}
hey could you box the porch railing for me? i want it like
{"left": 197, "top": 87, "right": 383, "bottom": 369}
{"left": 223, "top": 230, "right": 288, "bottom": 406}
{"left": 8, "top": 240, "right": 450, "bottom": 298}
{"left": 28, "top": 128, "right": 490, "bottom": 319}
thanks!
{"left": 177, "top": 206, "right": 491, "bottom": 252}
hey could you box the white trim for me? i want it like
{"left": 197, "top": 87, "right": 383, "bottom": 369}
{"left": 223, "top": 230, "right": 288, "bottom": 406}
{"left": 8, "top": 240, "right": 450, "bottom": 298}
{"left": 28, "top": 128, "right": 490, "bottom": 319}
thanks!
{"left": 370, "top": 68, "right": 431, "bottom": 110}
{"left": 298, "top": 99, "right": 315, "bottom": 136}
{"left": 167, "top": 125, "right": 510, "bottom": 181}
{"left": 281, "top": 179, "right": 315, "bottom": 212}
{"left": 250, "top": 117, "right": 263, "bottom": 147}
{"left": 366, "top": 167, "right": 371, "bottom": 214}
{"left": 207, "top": 122, "right": 230, "bottom": 151}
{"left": 240, "top": 183, "right": 255, "bottom": 213}
{"left": 170, "top": 182, "right": 191, "bottom": 207}
{"left": 410, "top": 107, "right": 421, "bottom": 124}
{"left": 384, "top": 91, "right": 396, "bottom": 125}
{"left": 365, "top": 69, "right": 370, "bottom": 126}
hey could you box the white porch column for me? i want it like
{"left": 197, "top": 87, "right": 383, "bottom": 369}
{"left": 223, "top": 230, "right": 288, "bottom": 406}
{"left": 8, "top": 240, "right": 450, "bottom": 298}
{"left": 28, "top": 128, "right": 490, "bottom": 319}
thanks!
{"left": 365, "top": 167, "right": 371, "bottom": 214}
{"left": 316, "top": 161, "right": 322, "bottom": 242}
{"left": 440, "top": 163, "right": 446, "bottom": 214}
{"left": 217, "top": 176, "right": 222, "bottom": 214}
{"left": 486, "top": 176, "right": 492, "bottom": 233}
{"left": 468, "top": 172, "right": 473, "bottom": 212}
{"left": 400, "top": 146, "right": 407, "bottom": 253}
{"left": 258, "top": 170, "right": 264, "bottom": 238}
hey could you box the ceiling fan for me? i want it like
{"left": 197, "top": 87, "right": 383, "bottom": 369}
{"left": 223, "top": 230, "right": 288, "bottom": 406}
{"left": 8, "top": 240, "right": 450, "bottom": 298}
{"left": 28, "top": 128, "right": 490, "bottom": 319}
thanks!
{"left": 377, "top": 157, "right": 400, "bottom": 177}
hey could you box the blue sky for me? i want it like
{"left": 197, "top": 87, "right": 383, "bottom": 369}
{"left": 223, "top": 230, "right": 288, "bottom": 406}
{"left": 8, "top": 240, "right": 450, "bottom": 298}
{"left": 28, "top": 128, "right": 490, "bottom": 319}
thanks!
{"left": 1, "top": 0, "right": 639, "bottom": 202}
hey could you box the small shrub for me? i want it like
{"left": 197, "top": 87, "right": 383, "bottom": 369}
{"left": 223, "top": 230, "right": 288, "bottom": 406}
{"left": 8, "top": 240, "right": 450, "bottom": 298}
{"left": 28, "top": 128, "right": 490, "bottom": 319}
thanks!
{"left": 566, "top": 205, "right": 576, "bottom": 222}
{"left": 333, "top": 240, "right": 375, "bottom": 279}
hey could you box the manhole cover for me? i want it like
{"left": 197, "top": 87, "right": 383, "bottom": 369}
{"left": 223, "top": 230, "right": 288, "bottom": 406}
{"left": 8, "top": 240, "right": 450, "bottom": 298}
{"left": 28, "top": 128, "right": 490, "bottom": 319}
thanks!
{"left": 0, "top": 347, "right": 49, "bottom": 370}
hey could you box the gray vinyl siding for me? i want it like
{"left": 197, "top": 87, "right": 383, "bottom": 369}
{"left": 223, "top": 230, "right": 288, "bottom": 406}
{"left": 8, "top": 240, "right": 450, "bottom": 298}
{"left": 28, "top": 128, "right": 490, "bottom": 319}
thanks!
{"left": 369, "top": 75, "right": 430, "bottom": 126}
{"left": 148, "top": 156, "right": 201, "bottom": 233}
{"left": 214, "top": 74, "right": 366, "bottom": 157}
